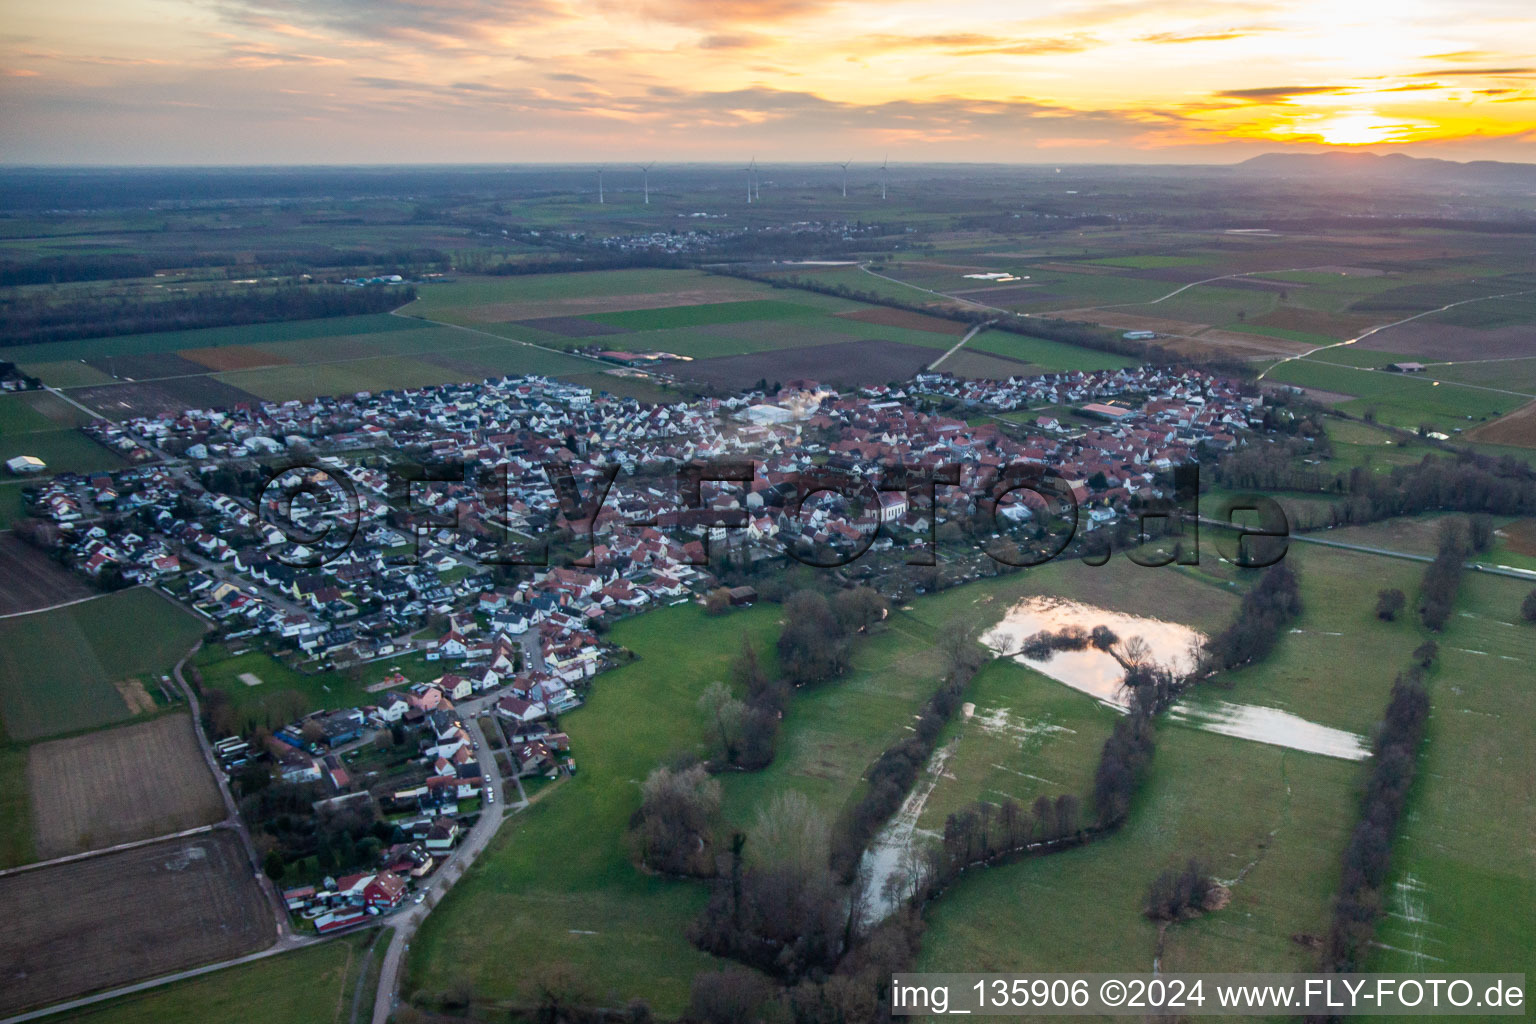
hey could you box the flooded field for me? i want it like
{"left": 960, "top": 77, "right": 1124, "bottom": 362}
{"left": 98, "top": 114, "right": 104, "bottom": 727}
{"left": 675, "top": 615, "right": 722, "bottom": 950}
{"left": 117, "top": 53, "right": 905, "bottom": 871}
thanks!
{"left": 980, "top": 596, "right": 1370, "bottom": 760}
{"left": 980, "top": 596, "right": 1205, "bottom": 708}
{"left": 1168, "top": 700, "right": 1370, "bottom": 761}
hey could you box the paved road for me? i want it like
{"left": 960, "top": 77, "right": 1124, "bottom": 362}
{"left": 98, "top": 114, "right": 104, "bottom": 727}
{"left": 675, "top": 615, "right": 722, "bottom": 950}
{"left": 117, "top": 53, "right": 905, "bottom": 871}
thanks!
{"left": 371, "top": 708, "right": 511, "bottom": 1024}
{"left": 1202, "top": 516, "right": 1536, "bottom": 581}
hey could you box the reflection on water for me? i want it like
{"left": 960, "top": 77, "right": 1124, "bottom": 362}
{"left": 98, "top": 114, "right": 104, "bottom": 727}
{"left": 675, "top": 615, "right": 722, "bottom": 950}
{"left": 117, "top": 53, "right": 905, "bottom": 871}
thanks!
{"left": 1169, "top": 701, "right": 1370, "bottom": 761}
{"left": 980, "top": 596, "right": 1205, "bottom": 708}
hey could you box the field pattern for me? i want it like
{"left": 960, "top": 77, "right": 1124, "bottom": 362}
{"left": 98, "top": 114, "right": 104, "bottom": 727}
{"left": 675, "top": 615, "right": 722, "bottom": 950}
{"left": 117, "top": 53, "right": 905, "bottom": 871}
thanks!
{"left": 0, "top": 831, "right": 274, "bottom": 1016}
{"left": 27, "top": 713, "right": 225, "bottom": 858}
{"left": 0, "top": 588, "right": 205, "bottom": 742}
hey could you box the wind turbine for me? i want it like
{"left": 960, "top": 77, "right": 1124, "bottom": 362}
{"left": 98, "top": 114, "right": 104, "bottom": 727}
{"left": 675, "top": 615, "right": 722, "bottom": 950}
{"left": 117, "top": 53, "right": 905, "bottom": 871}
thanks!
{"left": 836, "top": 159, "right": 851, "bottom": 198}
{"left": 743, "top": 158, "right": 754, "bottom": 203}
{"left": 638, "top": 162, "right": 654, "bottom": 205}
{"left": 752, "top": 156, "right": 760, "bottom": 202}
{"left": 880, "top": 156, "right": 888, "bottom": 200}
{"left": 597, "top": 166, "right": 605, "bottom": 204}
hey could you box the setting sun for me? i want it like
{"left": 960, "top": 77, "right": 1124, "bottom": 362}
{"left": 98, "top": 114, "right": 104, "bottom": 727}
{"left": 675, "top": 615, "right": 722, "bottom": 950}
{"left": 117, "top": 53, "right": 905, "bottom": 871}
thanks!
{"left": 1315, "top": 112, "right": 1408, "bottom": 146}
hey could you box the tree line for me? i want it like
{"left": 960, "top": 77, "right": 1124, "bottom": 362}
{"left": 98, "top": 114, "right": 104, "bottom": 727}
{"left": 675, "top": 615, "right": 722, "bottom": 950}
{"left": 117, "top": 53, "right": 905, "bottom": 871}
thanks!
{"left": 1418, "top": 518, "right": 1470, "bottom": 632}
{"left": 1, "top": 283, "right": 414, "bottom": 346}
{"left": 1321, "top": 665, "right": 1432, "bottom": 975}
{"left": 1200, "top": 562, "right": 1302, "bottom": 673}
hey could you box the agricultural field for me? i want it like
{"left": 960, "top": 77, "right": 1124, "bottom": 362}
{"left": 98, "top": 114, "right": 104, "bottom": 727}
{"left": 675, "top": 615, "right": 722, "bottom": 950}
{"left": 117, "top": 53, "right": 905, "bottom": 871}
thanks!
{"left": 27, "top": 712, "right": 225, "bottom": 859}
{"left": 0, "top": 744, "right": 31, "bottom": 868}
{"left": 0, "top": 831, "right": 275, "bottom": 1016}
{"left": 0, "top": 534, "right": 93, "bottom": 615}
{"left": 0, "top": 588, "right": 206, "bottom": 742}
{"left": 0, "top": 388, "right": 120, "bottom": 477}
{"left": 1265, "top": 357, "right": 1526, "bottom": 431}
{"left": 57, "top": 931, "right": 379, "bottom": 1024}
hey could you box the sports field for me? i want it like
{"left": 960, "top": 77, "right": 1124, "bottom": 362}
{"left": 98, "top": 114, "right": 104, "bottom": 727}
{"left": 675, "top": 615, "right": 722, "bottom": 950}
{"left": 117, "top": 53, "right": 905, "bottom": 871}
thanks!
{"left": 0, "top": 588, "right": 206, "bottom": 742}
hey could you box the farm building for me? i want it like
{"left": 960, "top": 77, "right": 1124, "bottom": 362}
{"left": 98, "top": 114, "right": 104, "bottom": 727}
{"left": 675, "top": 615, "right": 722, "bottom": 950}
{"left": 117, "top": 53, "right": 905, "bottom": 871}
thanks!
{"left": 1122, "top": 330, "right": 1157, "bottom": 341}
{"left": 5, "top": 455, "right": 46, "bottom": 475}
{"left": 1387, "top": 362, "right": 1426, "bottom": 373}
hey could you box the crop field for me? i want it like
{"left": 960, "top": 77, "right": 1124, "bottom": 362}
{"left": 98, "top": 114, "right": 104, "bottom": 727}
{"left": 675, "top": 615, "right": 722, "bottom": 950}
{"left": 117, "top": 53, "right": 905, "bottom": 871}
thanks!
{"left": 27, "top": 712, "right": 225, "bottom": 858}
{"left": 679, "top": 338, "right": 939, "bottom": 390}
{"left": 0, "top": 588, "right": 205, "bottom": 742}
{"left": 0, "top": 389, "right": 121, "bottom": 476}
{"left": 1368, "top": 572, "right": 1536, "bottom": 983}
{"left": 835, "top": 306, "right": 968, "bottom": 335}
{"left": 58, "top": 931, "right": 378, "bottom": 1024}
{"left": 966, "top": 329, "right": 1135, "bottom": 372}
{"left": 1467, "top": 399, "right": 1536, "bottom": 448}
{"left": 0, "top": 744, "right": 31, "bottom": 868}
{"left": 0, "top": 535, "right": 94, "bottom": 615}
{"left": 1264, "top": 358, "right": 1526, "bottom": 430}
{"left": 0, "top": 831, "right": 275, "bottom": 1016}
{"left": 1354, "top": 321, "right": 1536, "bottom": 361}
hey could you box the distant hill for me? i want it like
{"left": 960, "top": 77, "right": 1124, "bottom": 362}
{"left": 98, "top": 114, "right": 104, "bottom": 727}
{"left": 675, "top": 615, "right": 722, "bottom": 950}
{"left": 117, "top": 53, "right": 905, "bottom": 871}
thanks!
{"left": 1236, "top": 151, "right": 1536, "bottom": 187}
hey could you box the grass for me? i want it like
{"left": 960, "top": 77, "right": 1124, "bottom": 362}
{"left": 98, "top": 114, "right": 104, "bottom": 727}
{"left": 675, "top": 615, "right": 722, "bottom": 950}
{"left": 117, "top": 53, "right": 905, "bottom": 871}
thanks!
{"left": 194, "top": 644, "right": 437, "bottom": 723}
{"left": 1178, "top": 543, "right": 1424, "bottom": 736}
{"left": 56, "top": 931, "right": 377, "bottom": 1024}
{"left": 1366, "top": 571, "right": 1536, "bottom": 984}
{"left": 719, "top": 610, "right": 948, "bottom": 830}
{"left": 1265, "top": 358, "right": 1522, "bottom": 430}
{"left": 587, "top": 299, "right": 819, "bottom": 331}
{"left": 915, "top": 656, "right": 1120, "bottom": 831}
{"left": 918, "top": 717, "right": 1360, "bottom": 974}
{"left": 966, "top": 329, "right": 1135, "bottom": 372}
{"left": 0, "top": 744, "right": 34, "bottom": 868}
{"left": 0, "top": 588, "right": 206, "bottom": 742}
{"left": 406, "top": 603, "right": 784, "bottom": 1015}
{"left": 0, "top": 428, "right": 123, "bottom": 477}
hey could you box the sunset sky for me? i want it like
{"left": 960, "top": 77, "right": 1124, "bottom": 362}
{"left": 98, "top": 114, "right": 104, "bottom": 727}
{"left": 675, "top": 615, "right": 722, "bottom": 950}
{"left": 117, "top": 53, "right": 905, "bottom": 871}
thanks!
{"left": 2, "top": 0, "right": 1534, "bottom": 164}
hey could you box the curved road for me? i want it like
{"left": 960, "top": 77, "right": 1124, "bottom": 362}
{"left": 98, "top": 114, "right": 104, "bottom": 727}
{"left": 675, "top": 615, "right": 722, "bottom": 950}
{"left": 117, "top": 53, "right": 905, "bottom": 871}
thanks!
{"left": 371, "top": 709, "right": 513, "bottom": 1024}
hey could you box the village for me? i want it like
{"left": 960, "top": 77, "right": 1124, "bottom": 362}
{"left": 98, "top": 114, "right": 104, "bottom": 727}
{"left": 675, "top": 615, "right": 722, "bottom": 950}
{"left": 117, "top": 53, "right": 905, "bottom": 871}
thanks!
{"left": 8, "top": 364, "right": 1264, "bottom": 935}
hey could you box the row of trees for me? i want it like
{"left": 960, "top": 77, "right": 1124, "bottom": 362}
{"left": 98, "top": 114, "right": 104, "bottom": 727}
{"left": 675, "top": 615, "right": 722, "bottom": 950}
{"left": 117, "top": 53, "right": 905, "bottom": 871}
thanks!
{"left": 2, "top": 283, "right": 413, "bottom": 346}
{"left": 1214, "top": 448, "right": 1536, "bottom": 528}
{"left": 1201, "top": 563, "right": 1303, "bottom": 673}
{"left": 828, "top": 617, "right": 987, "bottom": 882}
{"left": 1322, "top": 667, "right": 1432, "bottom": 973}
{"left": 1418, "top": 519, "right": 1469, "bottom": 631}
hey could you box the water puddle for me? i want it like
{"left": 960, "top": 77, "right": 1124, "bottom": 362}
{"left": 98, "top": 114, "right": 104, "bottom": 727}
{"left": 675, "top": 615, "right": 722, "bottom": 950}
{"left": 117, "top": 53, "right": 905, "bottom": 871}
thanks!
{"left": 1168, "top": 700, "right": 1370, "bottom": 761}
